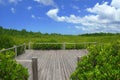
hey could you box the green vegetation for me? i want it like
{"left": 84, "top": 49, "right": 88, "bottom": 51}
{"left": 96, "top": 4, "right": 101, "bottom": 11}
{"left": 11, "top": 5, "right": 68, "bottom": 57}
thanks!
{"left": 0, "top": 35, "right": 25, "bottom": 56}
{"left": 71, "top": 41, "right": 120, "bottom": 80}
{"left": 0, "top": 51, "right": 29, "bottom": 80}
{"left": 0, "top": 35, "right": 15, "bottom": 50}
{"left": 0, "top": 26, "right": 120, "bottom": 79}
{"left": 0, "top": 26, "right": 120, "bottom": 49}
{"left": 32, "top": 43, "right": 62, "bottom": 50}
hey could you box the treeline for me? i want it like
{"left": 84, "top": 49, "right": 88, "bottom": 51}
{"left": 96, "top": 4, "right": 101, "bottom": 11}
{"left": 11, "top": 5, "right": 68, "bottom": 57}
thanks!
{"left": 1, "top": 26, "right": 120, "bottom": 37}
{"left": 80, "top": 33, "right": 120, "bottom": 36}
{"left": 0, "top": 26, "right": 62, "bottom": 37}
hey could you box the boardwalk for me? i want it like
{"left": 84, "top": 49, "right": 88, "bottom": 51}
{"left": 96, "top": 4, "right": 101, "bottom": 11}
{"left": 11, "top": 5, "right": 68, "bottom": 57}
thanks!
{"left": 16, "top": 50, "right": 88, "bottom": 80}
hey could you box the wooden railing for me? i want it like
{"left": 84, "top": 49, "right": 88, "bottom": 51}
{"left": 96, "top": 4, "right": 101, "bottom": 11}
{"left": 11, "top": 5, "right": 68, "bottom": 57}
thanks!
{"left": 0, "top": 43, "right": 26, "bottom": 57}
{"left": 0, "top": 42, "right": 96, "bottom": 80}
{"left": 17, "top": 57, "right": 38, "bottom": 80}
{"left": 0, "top": 42, "right": 97, "bottom": 52}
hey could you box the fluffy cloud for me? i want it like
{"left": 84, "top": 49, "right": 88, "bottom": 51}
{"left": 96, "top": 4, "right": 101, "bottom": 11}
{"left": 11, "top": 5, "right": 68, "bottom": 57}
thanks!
{"left": 46, "top": 0, "right": 120, "bottom": 33}
{"left": 111, "top": 0, "right": 120, "bottom": 8}
{"left": 47, "top": 9, "right": 98, "bottom": 24}
{"left": 34, "top": 0, "right": 55, "bottom": 6}
{"left": 47, "top": 9, "right": 79, "bottom": 23}
{"left": 10, "top": 7, "right": 15, "bottom": 13}
{"left": 87, "top": 2, "right": 120, "bottom": 22}
{"left": 46, "top": 9, "right": 66, "bottom": 21}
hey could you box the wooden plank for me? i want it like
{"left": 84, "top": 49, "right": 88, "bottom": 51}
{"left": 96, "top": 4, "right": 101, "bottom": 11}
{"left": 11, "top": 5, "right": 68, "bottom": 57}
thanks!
{"left": 16, "top": 50, "right": 88, "bottom": 80}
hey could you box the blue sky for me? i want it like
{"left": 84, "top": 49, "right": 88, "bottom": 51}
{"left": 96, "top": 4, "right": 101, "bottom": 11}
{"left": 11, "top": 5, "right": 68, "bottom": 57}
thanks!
{"left": 0, "top": 0, "right": 120, "bottom": 34}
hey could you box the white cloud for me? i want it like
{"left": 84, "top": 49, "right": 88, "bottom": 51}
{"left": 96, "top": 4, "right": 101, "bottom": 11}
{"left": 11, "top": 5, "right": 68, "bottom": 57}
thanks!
{"left": 31, "top": 14, "right": 36, "bottom": 19}
{"left": 47, "top": 9, "right": 94, "bottom": 24}
{"left": 87, "top": 1, "right": 120, "bottom": 22}
{"left": 87, "top": 2, "right": 116, "bottom": 21}
{"left": 10, "top": 7, "right": 15, "bottom": 13}
{"left": 111, "top": 0, "right": 120, "bottom": 8}
{"left": 0, "top": 0, "right": 22, "bottom": 5}
{"left": 27, "top": 6, "right": 32, "bottom": 10}
{"left": 46, "top": 8, "right": 66, "bottom": 21}
{"left": 46, "top": 0, "right": 120, "bottom": 33}
{"left": 34, "top": 0, "right": 55, "bottom": 6}
{"left": 31, "top": 14, "right": 42, "bottom": 20}
{"left": 9, "top": 0, "right": 18, "bottom": 4}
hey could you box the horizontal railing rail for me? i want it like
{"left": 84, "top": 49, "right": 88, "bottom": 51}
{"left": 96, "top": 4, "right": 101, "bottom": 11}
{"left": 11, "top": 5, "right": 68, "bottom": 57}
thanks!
{"left": 0, "top": 43, "right": 26, "bottom": 57}
{"left": 29, "top": 42, "right": 97, "bottom": 44}
{"left": 0, "top": 47, "right": 15, "bottom": 52}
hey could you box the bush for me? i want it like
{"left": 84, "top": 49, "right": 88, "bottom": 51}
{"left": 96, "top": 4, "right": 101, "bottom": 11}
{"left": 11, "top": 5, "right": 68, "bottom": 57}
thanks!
{"left": 75, "top": 44, "right": 86, "bottom": 49}
{"left": 32, "top": 43, "right": 62, "bottom": 50}
{"left": 0, "top": 35, "right": 15, "bottom": 50}
{"left": 65, "top": 44, "right": 76, "bottom": 49}
{"left": 0, "top": 51, "right": 29, "bottom": 80}
{"left": 71, "top": 41, "right": 120, "bottom": 80}
{"left": 32, "top": 39, "right": 62, "bottom": 50}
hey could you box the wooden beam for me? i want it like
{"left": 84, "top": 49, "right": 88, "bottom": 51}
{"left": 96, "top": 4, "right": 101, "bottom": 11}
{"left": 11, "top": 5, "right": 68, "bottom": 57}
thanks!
{"left": 77, "top": 56, "right": 81, "bottom": 62}
{"left": 32, "top": 57, "right": 38, "bottom": 80}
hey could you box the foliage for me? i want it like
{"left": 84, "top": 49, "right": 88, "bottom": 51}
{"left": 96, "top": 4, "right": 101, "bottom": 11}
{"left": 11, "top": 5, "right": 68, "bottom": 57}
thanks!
{"left": 0, "top": 26, "right": 120, "bottom": 50}
{"left": 32, "top": 40, "right": 62, "bottom": 50}
{"left": 71, "top": 41, "right": 120, "bottom": 80}
{"left": 0, "top": 51, "right": 29, "bottom": 80}
{"left": 1, "top": 26, "right": 120, "bottom": 43}
{"left": 75, "top": 44, "right": 86, "bottom": 49}
{"left": 80, "top": 32, "right": 119, "bottom": 36}
{"left": 32, "top": 43, "right": 96, "bottom": 50}
{"left": 65, "top": 44, "right": 76, "bottom": 49}
{"left": 32, "top": 43, "right": 62, "bottom": 50}
{"left": 0, "top": 35, "right": 15, "bottom": 50}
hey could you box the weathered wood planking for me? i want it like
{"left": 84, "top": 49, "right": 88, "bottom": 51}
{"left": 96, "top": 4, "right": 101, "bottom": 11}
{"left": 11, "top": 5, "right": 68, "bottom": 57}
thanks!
{"left": 16, "top": 50, "right": 88, "bottom": 80}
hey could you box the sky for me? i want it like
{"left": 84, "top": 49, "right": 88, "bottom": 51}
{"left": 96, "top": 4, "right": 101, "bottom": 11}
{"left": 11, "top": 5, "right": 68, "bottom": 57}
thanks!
{"left": 0, "top": 0, "right": 120, "bottom": 34}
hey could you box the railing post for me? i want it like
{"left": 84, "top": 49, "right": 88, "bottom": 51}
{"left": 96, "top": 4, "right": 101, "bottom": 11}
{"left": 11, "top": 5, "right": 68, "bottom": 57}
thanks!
{"left": 62, "top": 43, "right": 66, "bottom": 50}
{"left": 28, "top": 42, "right": 31, "bottom": 49}
{"left": 77, "top": 56, "right": 81, "bottom": 62}
{"left": 32, "top": 57, "right": 38, "bottom": 80}
{"left": 14, "top": 45, "right": 17, "bottom": 57}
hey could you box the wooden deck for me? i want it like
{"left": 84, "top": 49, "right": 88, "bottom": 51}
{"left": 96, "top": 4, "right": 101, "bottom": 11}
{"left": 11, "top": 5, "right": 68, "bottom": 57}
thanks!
{"left": 16, "top": 50, "right": 88, "bottom": 80}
